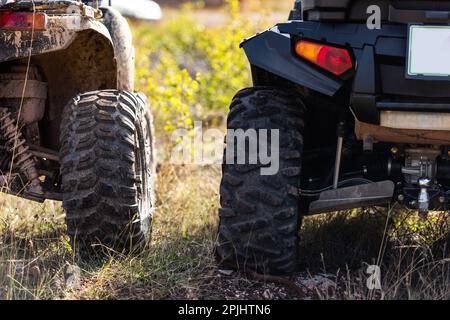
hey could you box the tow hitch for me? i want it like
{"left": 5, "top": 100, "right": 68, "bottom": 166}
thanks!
{"left": 418, "top": 178, "right": 431, "bottom": 218}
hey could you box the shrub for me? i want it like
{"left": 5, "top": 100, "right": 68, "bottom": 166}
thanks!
{"left": 133, "top": 0, "right": 264, "bottom": 139}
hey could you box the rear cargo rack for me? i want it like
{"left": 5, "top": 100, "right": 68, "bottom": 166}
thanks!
{"left": 377, "top": 101, "right": 450, "bottom": 113}
{"left": 389, "top": 6, "right": 450, "bottom": 24}
{"left": 297, "top": 0, "right": 450, "bottom": 23}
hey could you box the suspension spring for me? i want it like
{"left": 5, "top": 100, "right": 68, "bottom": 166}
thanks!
{"left": 0, "top": 107, "right": 41, "bottom": 193}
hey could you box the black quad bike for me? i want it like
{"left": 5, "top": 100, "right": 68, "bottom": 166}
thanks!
{"left": 0, "top": 0, "right": 156, "bottom": 255}
{"left": 217, "top": 0, "right": 450, "bottom": 274}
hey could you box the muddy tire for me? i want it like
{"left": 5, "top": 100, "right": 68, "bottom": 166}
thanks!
{"left": 60, "top": 90, "right": 156, "bottom": 256}
{"left": 216, "top": 87, "right": 306, "bottom": 275}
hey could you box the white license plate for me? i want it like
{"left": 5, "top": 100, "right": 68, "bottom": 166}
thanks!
{"left": 408, "top": 25, "right": 450, "bottom": 78}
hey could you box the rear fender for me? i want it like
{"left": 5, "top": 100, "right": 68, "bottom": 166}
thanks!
{"left": 101, "top": 6, "right": 135, "bottom": 91}
{"left": 0, "top": 14, "right": 112, "bottom": 63}
{"left": 241, "top": 27, "right": 343, "bottom": 96}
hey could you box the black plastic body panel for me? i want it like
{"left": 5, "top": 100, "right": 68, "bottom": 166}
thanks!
{"left": 242, "top": 20, "right": 450, "bottom": 125}
{"left": 241, "top": 29, "right": 343, "bottom": 96}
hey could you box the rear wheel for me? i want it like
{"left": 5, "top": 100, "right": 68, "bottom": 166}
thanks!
{"left": 60, "top": 90, "right": 156, "bottom": 256}
{"left": 216, "top": 87, "right": 306, "bottom": 275}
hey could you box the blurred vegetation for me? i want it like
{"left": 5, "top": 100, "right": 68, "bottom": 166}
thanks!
{"left": 133, "top": 0, "right": 260, "bottom": 135}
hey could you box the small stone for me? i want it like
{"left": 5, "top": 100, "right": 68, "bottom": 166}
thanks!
{"left": 218, "top": 269, "right": 234, "bottom": 276}
{"left": 263, "top": 289, "right": 273, "bottom": 299}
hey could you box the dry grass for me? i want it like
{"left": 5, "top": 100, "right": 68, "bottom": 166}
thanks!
{"left": 71, "top": 164, "right": 221, "bottom": 300}
{"left": 1, "top": 160, "right": 449, "bottom": 300}
{"left": 0, "top": 164, "right": 222, "bottom": 300}
{"left": 0, "top": 196, "right": 70, "bottom": 299}
{"left": 300, "top": 209, "right": 450, "bottom": 300}
{"left": 0, "top": 0, "right": 449, "bottom": 300}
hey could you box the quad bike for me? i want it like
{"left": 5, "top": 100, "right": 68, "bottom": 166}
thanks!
{"left": 0, "top": 0, "right": 156, "bottom": 255}
{"left": 217, "top": 0, "right": 450, "bottom": 275}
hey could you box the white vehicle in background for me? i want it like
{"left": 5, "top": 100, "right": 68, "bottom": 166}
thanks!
{"left": 109, "top": 0, "right": 162, "bottom": 21}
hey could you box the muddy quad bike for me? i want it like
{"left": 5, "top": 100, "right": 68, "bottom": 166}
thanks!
{"left": 217, "top": 0, "right": 450, "bottom": 275}
{"left": 0, "top": 0, "right": 156, "bottom": 255}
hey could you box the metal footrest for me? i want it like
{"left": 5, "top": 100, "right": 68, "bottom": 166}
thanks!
{"left": 308, "top": 180, "right": 395, "bottom": 215}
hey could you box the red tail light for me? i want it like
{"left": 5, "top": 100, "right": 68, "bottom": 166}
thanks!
{"left": 295, "top": 40, "right": 353, "bottom": 76}
{"left": 0, "top": 11, "right": 47, "bottom": 31}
